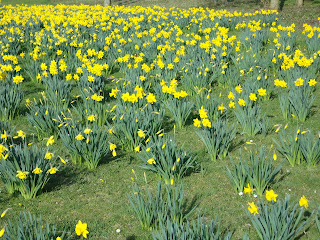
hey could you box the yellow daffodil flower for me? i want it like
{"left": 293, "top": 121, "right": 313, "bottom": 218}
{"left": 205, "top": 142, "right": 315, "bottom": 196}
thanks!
{"left": 47, "top": 167, "right": 58, "bottom": 175}
{"left": 266, "top": 189, "right": 278, "bottom": 202}
{"left": 32, "top": 167, "right": 42, "bottom": 174}
{"left": 75, "top": 220, "right": 89, "bottom": 238}
{"left": 248, "top": 202, "right": 259, "bottom": 215}
{"left": 46, "top": 136, "right": 54, "bottom": 146}
{"left": 299, "top": 195, "right": 308, "bottom": 208}
{"left": 147, "top": 158, "right": 156, "bottom": 164}
{"left": 244, "top": 183, "right": 253, "bottom": 196}
{"left": 16, "top": 170, "right": 29, "bottom": 180}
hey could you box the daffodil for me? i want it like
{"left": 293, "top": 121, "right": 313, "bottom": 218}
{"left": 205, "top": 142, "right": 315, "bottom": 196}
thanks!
{"left": 0, "top": 145, "right": 8, "bottom": 156}
{"left": 47, "top": 167, "right": 58, "bottom": 174}
{"left": 46, "top": 136, "right": 54, "bottom": 146}
{"left": 228, "top": 91, "right": 235, "bottom": 100}
{"left": 108, "top": 128, "right": 114, "bottom": 134}
{"left": 87, "top": 115, "right": 96, "bottom": 122}
{"left": 295, "top": 78, "right": 304, "bottom": 87}
{"left": 0, "top": 228, "right": 4, "bottom": 237}
{"left": 249, "top": 93, "right": 257, "bottom": 101}
{"left": 91, "top": 94, "right": 104, "bottom": 101}
{"left": 199, "top": 106, "right": 208, "bottom": 119}
{"left": 75, "top": 220, "right": 89, "bottom": 238}
{"left": 258, "top": 88, "right": 266, "bottom": 97}
{"left": 16, "top": 170, "right": 29, "bottom": 180}
{"left": 308, "top": 79, "right": 317, "bottom": 86}
{"left": 14, "top": 130, "right": 26, "bottom": 139}
{"left": 248, "top": 202, "right": 259, "bottom": 215}
{"left": 229, "top": 101, "right": 235, "bottom": 108}
{"left": 238, "top": 98, "right": 245, "bottom": 106}
{"left": 299, "top": 195, "right": 308, "bottom": 208}
{"left": 1, "top": 130, "right": 8, "bottom": 142}
{"left": 137, "top": 129, "right": 145, "bottom": 138}
{"left": 244, "top": 183, "right": 253, "bottom": 196}
{"left": 193, "top": 118, "right": 201, "bottom": 127}
{"left": 235, "top": 84, "right": 242, "bottom": 93}
{"left": 134, "top": 146, "right": 140, "bottom": 152}
{"left": 75, "top": 134, "right": 85, "bottom": 141}
{"left": 147, "top": 158, "right": 156, "bottom": 164}
{"left": 110, "top": 143, "right": 116, "bottom": 151}
{"left": 59, "top": 156, "right": 66, "bottom": 164}
{"left": 218, "top": 103, "right": 225, "bottom": 114}
{"left": 266, "top": 189, "right": 278, "bottom": 202}
{"left": 202, "top": 118, "right": 211, "bottom": 128}
{"left": 146, "top": 93, "right": 156, "bottom": 104}
{"left": 273, "top": 152, "right": 277, "bottom": 160}
{"left": 13, "top": 75, "right": 24, "bottom": 84}
{"left": 45, "top": 152, "right": 54, "bottom": 159}
{"left": 109, "top": 88, "right": 118, "bottom": 98}
{"left": 84, "top": 128, "right": 92, "bottom": 134}
{"left": 1, "top": 208, "right": 11, "bottom": 218}
{"left": 32, "top": 167, "right": 42, "bottom": 174}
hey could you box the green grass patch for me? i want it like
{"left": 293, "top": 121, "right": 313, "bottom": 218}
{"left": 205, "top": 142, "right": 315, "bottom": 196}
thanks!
{"left": 0, "top": 2, "right": 319, "bottom": 240}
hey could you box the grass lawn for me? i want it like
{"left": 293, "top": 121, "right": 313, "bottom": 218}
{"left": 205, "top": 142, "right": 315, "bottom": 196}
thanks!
{"left": 0, "top": 0, "right": 319, "bottom": 239}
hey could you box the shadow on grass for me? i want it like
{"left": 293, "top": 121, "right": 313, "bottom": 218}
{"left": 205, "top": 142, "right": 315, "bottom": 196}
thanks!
{"left": 274, "top": 167, "right": 290, "bottom": 186}
{"left": 308, "top": 105, "right": 318, "bottom": 119}
{"left": 229, "top": 137, "right": 246, "bottom": 153}
{"left": 126, "top": 236, "right": 136, "bottom": 240}
{"left": 183, "top": 111, "right": 197, "bottom": 128}
{"left": 21, "top": 86, "right": 45, "bottom": 97}
{"left": 99, "top": 149, "right": 132, "bottom": 166}
{"left": 0, "top": 192, "right": 20, "bottom": 204}
{"left": 182, "top": 193, "right": 202, "bottom": 217}
{"left": 280, "top": 0, "right": 287, "bottom": 11}
{"left": 198, "top": 0, "right": 261, "bottom": 9}
{"left": 43, "top": 165, "right": 86, "bottom": 193}
{"left": 162, "top": 116, "right": 175, "bottom": 133}
{"left": 18, "top": 104, "right": 30, "bottom": 117}
{"left": 295, "top": 224, "right": 312, "bottom": 240}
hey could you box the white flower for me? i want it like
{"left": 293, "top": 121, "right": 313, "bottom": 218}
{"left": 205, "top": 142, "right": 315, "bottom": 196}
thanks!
{"left": 239, "top": 192, "right": 243, "bottom": 196}
{"left": 116, "top": 229, "right": 121, "bottom": 233}
{"left": 253, "top": 194, "right": 257, "bottom": 198}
